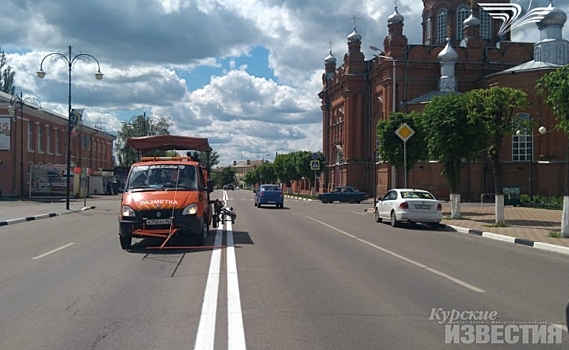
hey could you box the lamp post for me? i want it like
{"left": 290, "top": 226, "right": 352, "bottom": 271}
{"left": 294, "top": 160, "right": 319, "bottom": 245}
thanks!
{"left": 36, "top": 46, "right": 104, "bottom": 210}
{"left": 370, "top": 46, "right": 397, "bottom": 188}
{"left": 9, "top": 94, "right": 41, "bottom": 200}
{"left": 516, "top": 120, "right": 546, "bottom": 204}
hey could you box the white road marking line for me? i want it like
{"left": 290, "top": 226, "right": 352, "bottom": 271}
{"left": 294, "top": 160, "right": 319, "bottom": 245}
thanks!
{"left": 31, "top": 242, "right": 75, "bottom": 260}
{"left": 351, "top": 211, "right": 366, "bottom": 215}
{"left": 226, "top": 219, "right": 247, "bottom": 349}
{"left": 194, "top": 228, "right": 223, "bottom": 350}
{"left": 306, "top": 216, "right": 486, "bottom": 293}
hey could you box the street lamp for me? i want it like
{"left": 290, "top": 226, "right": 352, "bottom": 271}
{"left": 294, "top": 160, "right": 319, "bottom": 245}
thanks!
{"left": 516, "top": 121, "right": 547, "bottom": 205}
{"left": 36, "top": 45, "right": 104, "bottom": 210}
{"left": 9, "top": 93, "right": 41, "bottom": 200}
{"left": 370, "top": 46, "right": 397, "bottom": 188}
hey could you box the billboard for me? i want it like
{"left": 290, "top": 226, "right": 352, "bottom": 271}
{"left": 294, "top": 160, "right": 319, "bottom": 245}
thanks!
{"left": 0, "top": 117, "right": 12, "bottom": 150}
{"left": 29, "top": 164, "right": 73, "bottom": 197}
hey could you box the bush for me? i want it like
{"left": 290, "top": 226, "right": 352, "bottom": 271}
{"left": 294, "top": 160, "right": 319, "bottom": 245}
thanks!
{"left": 520, "top": 194, "right": 563, "bottom": 209}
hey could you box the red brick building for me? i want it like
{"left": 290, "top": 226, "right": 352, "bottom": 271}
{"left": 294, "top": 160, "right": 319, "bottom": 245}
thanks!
{"left": 0, "top": 91, "right": 116, "bottom": 198}
{"left": 319, "top": 0, "right": 568, "bottom": 201}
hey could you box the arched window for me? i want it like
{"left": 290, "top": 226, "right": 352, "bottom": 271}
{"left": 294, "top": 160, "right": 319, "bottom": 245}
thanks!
{"left": 456, "top": 5, "right": 470, "bottom": 41}
{"left": 480, "top": 9, "right": 491, "bottom": 40}
{"left": 437, "top": 8, "right": 448, "bottom": 44}
{"left": 425, "top": 17, "right": 433, "bottom": 44}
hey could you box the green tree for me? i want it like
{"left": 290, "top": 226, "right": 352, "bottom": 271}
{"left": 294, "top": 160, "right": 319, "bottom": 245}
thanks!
{"left": 116, "top": 114, "right": 171, "bottom": 166}
{"left": 187, "top": 150, "right": 220, "bottom": 168}
{"left": 221, "top": 167, "right": 236, "bottom": 186}
{"left": 422, "top": 93, "right": 487, "bottom": 218}
{"left": 0, "top": 48, "right": 15, "bottom": 95}
{"left": 274, "top": 152, "right": 296, "bottom": 189}
{"left": 536, "top": 66, "right": 569, "bottom": 237}
{"left": 466, "top": 87, "right": 528, "bottom": 225}
{"left": 376, "top": 111, "right": 428, "bottom": 186}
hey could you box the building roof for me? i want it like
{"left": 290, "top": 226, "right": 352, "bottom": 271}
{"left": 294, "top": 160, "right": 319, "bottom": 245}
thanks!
{"left": 488, "top": 60, "right": 564, "bottom": 77}
{"left": 406, "top": 90, "right": 457, "bottom": 105}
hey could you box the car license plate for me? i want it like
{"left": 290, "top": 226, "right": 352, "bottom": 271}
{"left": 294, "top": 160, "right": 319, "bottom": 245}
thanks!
{"left": 267, "top": 201, "right": 276, "bottom": 204}
{"left": 146, "top": 218, "right": 171, "bottom": 225}
{"left": 415, "top": 204, "right": 431, "bottom": 210}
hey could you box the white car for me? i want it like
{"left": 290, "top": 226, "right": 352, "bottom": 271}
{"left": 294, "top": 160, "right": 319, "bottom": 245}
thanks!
{"left": 374, "top": 188, "right": 442, "bottom": 228}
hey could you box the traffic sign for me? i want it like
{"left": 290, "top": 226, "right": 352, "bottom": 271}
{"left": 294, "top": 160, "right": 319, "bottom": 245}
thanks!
{"left": 311, "top": 152, "right": 319, "bottom": 160}
{"left": 395, "top": 123, "right": 415, "bottom": 142}
{"left": 310, "top": 160, "right": 320, "bottom": 170}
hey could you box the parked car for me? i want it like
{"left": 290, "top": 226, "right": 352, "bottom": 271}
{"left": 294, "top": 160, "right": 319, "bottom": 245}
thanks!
{"left": 374, "top": 188, "right": 442, "bottom": 228}
{"left": 254, "top": 184, "right": 284, "bottom": 208}
{"left": 223, "top": 184, "right": 234, "bottom": 190}
{"left": 318, "top": 186, "right": 369, "bottom": 203}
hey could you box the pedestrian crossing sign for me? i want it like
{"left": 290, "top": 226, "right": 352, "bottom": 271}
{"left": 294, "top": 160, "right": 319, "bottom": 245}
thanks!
{"left": 310, "top": 160, "right": 320, "bottom": 170}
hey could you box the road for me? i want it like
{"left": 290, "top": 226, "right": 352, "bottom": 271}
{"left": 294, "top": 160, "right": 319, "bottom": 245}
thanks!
{"left": 0, "top": 190, "right": 567, "bottom": 349}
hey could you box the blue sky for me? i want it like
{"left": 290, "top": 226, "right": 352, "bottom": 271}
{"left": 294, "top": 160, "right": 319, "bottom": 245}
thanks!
{"left": 0, "top": 0, "right": 566, "bottom": 166}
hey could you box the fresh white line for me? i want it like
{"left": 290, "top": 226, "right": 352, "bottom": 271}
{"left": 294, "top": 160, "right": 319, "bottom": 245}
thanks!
{"left": 306, "top": 216, "right": 486, "bottom": 293}
{"left": 194, "top": 228, "right": 223, "bottom": 350}
{"left": 226, "top": 219, "right": 247, "bottom": 349}
{"left": 31, "top": 242, "right": 75, "bottom": 260}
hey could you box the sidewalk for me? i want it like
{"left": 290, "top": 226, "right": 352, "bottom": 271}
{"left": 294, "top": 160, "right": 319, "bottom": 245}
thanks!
{"left": 0, "top": 196, "right": 117, "bottom": 226}
{"left": 441, "top": 203, "right": 569, "bottom": 255}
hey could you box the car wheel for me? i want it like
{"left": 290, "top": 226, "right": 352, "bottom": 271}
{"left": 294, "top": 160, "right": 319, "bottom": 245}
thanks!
{"left": 258, "top": 203, "right": 262, "bottom": 208}
{"left": 429, "top": 223, "right": 439, "bottom": 230}
{"left": 119, "top": 235, "right": 132, "bottom": 250}
{"left": 374, "top": 208, "right": 382, "bottom": 223}
{"left": 356, "top": 200, "right": 361, "bottom": 204}
{"left": 349, "top": 198, "right": 355, "bottom": 204}
{"left": 390, "top": 211, "right": 399, "bottom": 227}
{"left": 254, "top": 201, "right": 257, "bottom": 207}
{"left": 321, "top": 198, "right": 328, "bottom": 203}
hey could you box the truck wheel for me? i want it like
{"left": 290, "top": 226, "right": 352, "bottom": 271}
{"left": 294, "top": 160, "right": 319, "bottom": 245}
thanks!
{"left": 195, "top": 222, "right": 208, "bottom": 246}
{"left": 119, "top": 235, "right": 132, "bottom": 250}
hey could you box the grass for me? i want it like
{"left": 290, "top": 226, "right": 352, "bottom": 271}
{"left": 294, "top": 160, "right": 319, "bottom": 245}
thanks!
{"left": 549, "top": 231, "right": 562, "bottom": 238}
{"left": 483, "top": 222, "right": 511, "bottom": 228}
{"left": 443, "top": 215, "right": 470, "bottom": 220}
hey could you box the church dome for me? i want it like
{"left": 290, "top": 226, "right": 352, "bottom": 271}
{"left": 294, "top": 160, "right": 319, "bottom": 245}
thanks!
{"left": 463, "top": 11, "right": 480, "bottom": 27}
{"left": 325, "top": 51, "right": 336, "bottom": 64}
{"left": 347, "top": 27, "right": 362, "bottom": 42}
{"left": 538, "top": 3, "right": 567, "bottom": 27}
{"left": 438, "top": 38, "right": 458, "bottom": 62}
{"left": 387, "top": 6, "right": 404, "bottom": 24}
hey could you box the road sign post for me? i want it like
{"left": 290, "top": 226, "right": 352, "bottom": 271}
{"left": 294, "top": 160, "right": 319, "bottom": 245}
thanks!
{"left": 395, "top": 123, "right": 415, "bottom": 188}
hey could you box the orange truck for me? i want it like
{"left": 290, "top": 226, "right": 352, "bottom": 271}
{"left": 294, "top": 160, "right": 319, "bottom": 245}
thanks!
{"left": 118, "top": 135, "right": 215, "bottom": 250}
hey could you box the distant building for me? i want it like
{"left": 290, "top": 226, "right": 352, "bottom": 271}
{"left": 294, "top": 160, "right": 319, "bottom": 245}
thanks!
{"left": 319, "top": 0, "right": 568, "bottom": 201}
{"left": 0, "top": 91, "right": 116, "bottom": 198}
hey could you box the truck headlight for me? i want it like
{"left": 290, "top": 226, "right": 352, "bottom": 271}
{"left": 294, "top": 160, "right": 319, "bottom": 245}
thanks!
{"left": 121, "top": 206, "right": 136, "bottom": 218}
{"left": 182, "top": 204, "right": 198, "bottom": 215}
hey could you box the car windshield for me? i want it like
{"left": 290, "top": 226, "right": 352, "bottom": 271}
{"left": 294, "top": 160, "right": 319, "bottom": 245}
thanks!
{"left": 125, "top": 164, "right": 198, "bottom": 190}
{"left": 262, "top": 186, "right": 280, "bottom": 191}
{"left": 400, "top": 191, "right": 435, "bottom": 200}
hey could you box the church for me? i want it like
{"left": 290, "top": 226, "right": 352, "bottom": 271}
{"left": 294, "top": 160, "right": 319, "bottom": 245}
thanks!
{"left": 319, "top": 0, "right": 569, "bottom": 201}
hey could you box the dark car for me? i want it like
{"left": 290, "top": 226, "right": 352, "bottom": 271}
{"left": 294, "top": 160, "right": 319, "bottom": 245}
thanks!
{"left": 318, "top": 186, "right": 369, "bottom": 203}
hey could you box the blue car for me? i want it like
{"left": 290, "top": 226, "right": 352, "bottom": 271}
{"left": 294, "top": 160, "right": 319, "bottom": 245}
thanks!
{"left": 254, "top": 184, "right": 284, "bottom": 208}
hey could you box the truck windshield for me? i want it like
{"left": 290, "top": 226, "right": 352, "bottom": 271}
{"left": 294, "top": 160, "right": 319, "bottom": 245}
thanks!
{"left": 125, "top": 164, "right": 198, "bottom": 190}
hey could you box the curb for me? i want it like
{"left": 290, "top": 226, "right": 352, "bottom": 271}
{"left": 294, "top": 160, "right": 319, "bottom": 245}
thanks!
{"left": 443, "top": 224, "right": 569, "bottom": 256}
{"left": 0, "top": 206, "right": 97, "bottom": 227}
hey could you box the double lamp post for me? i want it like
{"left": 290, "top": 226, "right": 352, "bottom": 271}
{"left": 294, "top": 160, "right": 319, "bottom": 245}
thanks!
{"left": 36, "top": 46, "right": 104, "bottom": 210}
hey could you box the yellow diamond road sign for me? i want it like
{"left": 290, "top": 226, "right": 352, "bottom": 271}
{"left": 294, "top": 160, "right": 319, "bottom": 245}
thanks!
{"left": 395, "top": 123, "right": 415, "bottom": 142}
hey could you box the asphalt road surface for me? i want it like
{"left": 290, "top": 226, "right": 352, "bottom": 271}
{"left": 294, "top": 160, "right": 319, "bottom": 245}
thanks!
{"left": 0, "top": 190, "right": 567, "bottom": 350}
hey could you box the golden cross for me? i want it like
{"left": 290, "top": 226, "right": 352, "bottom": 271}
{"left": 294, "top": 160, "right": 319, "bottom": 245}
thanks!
{"left": 328, "top": 40, "right": 334, "bottom": 52}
